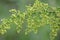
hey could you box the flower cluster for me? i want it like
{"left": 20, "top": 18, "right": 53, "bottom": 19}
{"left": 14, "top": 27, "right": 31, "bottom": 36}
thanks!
{"left": 0, "top": 0, "right": 60, "bottom": 40}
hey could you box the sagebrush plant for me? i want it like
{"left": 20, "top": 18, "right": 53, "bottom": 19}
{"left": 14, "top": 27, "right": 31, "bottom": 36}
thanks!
{"left": 0, "top": 0, "right": 60, "bottom": 40}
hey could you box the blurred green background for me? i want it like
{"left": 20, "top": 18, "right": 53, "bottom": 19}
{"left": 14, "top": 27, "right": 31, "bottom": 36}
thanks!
{"left": 0, "top": 0, "right": 60, "bottom": 40}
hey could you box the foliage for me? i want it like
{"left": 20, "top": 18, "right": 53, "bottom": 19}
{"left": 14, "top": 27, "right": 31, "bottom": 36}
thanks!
{"left": 0, "top": 0, "right": 60, "bottom": 40}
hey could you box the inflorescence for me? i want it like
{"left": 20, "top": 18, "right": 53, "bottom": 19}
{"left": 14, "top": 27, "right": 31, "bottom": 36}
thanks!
{"left": 0, "top": 0, "right": 60, "bottom": 40}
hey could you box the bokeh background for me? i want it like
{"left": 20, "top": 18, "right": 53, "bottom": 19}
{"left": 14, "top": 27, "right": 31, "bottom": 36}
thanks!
{"left": 0, "top": 0, "right": 60, "bottom": 40}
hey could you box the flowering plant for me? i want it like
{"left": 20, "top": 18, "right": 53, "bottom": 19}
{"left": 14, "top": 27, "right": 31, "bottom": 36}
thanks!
{"left": 0, "top": 0, "right": 60, "bottom": 40}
